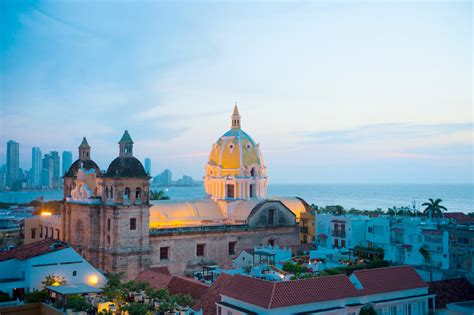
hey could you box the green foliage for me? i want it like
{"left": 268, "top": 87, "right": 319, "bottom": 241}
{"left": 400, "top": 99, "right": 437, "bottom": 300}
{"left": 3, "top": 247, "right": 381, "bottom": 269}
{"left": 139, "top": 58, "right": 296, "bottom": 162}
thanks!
{"left": 66, "top": 295, "right": 92, "bottom": 312}
{"left": 150, "top": 190, "right": 170, "bottom": 200}
{"left": 0, "top": 291, "right": 11, "bottom": 302}
{"left": 98, "top": 311, "right": 113, "bottom": 315}
{"left": 41, "top": 274, "right": 67, "bottom": 288}
{"left": 121, "top": 302, "right": 150, "bottom": 315}
{"left": 282, "top": 262, "right": 306, "bottom": 274}
{"left": 422, "top": 198, "right": 447, "bottom": 219}
{"left": 24, "top": 290, "right": 49, "bottom": 303}
{"left": 359, "top": 305, "right": 377, "bottom": 315}
{"left": 175, "top": 294, "right": 195, "bottom": 307}
{"left": 419, "top": 246, "right": 430, "bottom": 262}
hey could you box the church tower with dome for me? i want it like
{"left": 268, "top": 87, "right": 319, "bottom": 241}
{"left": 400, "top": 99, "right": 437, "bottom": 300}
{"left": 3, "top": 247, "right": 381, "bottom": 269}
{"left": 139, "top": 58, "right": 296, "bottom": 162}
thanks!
{"left": 204, "top": 105, "right": 268, "bottom": 201}
{"left": 62, "top": 131, "right": 151, "bottom": 279}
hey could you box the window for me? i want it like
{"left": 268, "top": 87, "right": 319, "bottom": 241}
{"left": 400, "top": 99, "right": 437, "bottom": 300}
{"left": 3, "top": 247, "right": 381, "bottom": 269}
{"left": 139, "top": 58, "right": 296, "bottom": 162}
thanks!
{"left": 135, "top": 187, "right": 142, "bottom": 199}
{"left": 341, "top": 240, "right": 346, "bottom": 248}
{"left": 39, "top": 225, "right": 43, "bottom": 238}
{"left": 249, "top": 184, "right": 255, "bottom": 198}
{"left": 31, "top": 228, "right": 36, "bottom": 239}
{"left": 268, "top": 239, "right": 275, "bottom": 247}
{"left": 197, "top": 244, "right": 205, "bottom": 257}
{"left": 105, "top": 187, "right": 109, "bottom": 198}
{"left": 160, "top": 247, "right": 169, "bottom": 260}
{"left": 110, "top": 187, "right": 113, "bottom": 198}
{"left": 458, "top": 237, "right": 469, "bottom": 244}
{"left": 107, "top": 235, "right": 110, "bottom": 246}
{"left": 56, "top": 229, "right": 60, "bottom": 239}
{"left": 227, "top": 184, "right": 235, "bottom": 198}
{"left": 268, "top": 208, "right": 275, "bottom": 225}
{"left": 124, "top": 187, "right": 131, "bottom": 199}
{"left": 130, "top": 218, "right": 137, "bottom": 230}
{"left": 45, "top": 227, "right": 49, "bottom": 238}
{"left": 73, "top": 271, "right": 77, "bottom": 277}
{"left": 217, "top": 306, "right": 222, "bottom": 315}
{"left": 107, "top": 219, "right": 111, "bottom": 231}
{"left": 303, "top": 234, "right": 307, "bottom": 243}
{"left": 228, "top": 241, "right": 236, "bottom": 255}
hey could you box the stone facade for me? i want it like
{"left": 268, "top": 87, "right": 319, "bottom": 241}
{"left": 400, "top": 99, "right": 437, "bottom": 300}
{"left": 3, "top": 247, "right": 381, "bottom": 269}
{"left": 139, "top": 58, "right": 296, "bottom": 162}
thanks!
{"left": 149, "top": 226, "right": 299, "bottom": 275}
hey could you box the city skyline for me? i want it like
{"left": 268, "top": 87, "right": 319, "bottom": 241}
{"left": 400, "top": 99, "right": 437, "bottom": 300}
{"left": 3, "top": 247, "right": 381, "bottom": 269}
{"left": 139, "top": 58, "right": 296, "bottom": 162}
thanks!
{"left": 0, "top": 1, "right": 472, "bottom": 184}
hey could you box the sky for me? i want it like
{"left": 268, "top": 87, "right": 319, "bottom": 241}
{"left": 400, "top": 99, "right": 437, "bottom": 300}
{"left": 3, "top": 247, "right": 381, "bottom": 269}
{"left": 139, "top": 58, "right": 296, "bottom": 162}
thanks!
{"left": 0, "top": 0, "right": 472, "bottom": 184}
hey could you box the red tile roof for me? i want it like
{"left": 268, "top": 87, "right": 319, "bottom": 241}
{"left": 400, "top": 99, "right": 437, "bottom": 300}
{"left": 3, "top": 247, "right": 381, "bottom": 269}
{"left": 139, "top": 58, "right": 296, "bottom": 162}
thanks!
{"left": 352, "top": 265, "right": 427, "bottom": 295}
{"left": 167, "top": 276, "right": 209, "bottom": 301}
{"left": 221, "top": 266, "right": 428, "bottom": 309}
{"left": 135, "top": 267, "right": 173, "bottom": 290}
{"left": 445, "top": 212, "right": 474, "bottom": 224}
{"left": 221, "top": 274, "right": 360, "bottom": 309}
{"left": 429, "top": 277, "right": 474, "bottom": 309}
{"left": 0, "top": 239, "right": 67, "bottom": 262}
{"left": 193, "top": 274, "right": 234, "bottom": 315}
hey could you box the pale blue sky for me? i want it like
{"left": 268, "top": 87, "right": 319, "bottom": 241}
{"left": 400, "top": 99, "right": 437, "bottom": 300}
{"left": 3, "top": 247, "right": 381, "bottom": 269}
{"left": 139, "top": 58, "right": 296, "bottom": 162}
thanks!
{"left": 0, "top": 0, "right": 472, "bottom": 183}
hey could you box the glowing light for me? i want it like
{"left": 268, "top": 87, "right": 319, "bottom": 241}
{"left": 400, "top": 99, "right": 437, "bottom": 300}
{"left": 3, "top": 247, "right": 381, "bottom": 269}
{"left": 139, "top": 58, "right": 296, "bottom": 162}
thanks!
{"left": 41, "top": 211, "right": 52, "bottom": 216}
{"left": 88, "top": 275, "right": 98, "bottom": 285}
{"left": 52, "top": 281, "right": 60, "bottom": 286}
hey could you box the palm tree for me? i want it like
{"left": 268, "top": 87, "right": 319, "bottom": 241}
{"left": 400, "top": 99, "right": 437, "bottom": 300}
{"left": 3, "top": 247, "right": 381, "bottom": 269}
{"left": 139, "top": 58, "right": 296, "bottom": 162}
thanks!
{"left": 422, "top": 198, "right": 447, "bottom": 220}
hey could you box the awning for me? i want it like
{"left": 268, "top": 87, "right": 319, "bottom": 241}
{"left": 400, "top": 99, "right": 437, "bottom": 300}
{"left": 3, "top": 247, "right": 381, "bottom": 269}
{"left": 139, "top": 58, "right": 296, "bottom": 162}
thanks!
{"left": 46, "top": 284, "right": 103, "bottom": 295}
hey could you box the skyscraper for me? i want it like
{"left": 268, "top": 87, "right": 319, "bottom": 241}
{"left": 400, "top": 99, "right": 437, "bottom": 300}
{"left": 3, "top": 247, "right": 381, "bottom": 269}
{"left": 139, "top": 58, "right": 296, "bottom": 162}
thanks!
{"left": 31, "top": 147, "right": 42, "bottom": 188}
{"left": 62, "top": 151, "right": 72, "bottom": 176}
{"left": 6, "top": 140, "right": 19, "bottom": 188}
{"left": 50, "top": 151, "right": 60, "bottom": 189}
{"left": 42, "top": 153, "right": 53, "bottom": 189}
{"left": 144, "top": 158, "right": 151, "bottom": 175}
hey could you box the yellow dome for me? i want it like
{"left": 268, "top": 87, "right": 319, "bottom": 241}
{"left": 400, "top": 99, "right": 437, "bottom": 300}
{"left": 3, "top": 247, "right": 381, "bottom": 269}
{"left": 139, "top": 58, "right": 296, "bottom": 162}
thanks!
{"left": 208, "top": 128, "right": 263, "bottom": 174}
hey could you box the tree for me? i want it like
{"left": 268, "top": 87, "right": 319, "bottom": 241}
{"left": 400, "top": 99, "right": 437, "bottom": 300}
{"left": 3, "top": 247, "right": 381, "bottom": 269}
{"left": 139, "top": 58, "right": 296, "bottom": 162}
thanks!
{"left": 150, "top": 190, "right": 170, "bottom": 200}
{"left": 359, "top": 305, "right": 377, "bottom": 315}
{"left": 121, "top": 302, "right": 150, "bottom": 315}
{"left": 66, "top": 295, "right": 92, "bottom": 312}
{"left": 175, "top": 294, "right": 195, "bottom": 308}
{"left": 422, "top": 198, "right": 447, "bottom": 220}
{"left": 42, "top": 274, "right": 66, "bottom": 288}
{"left": 24, "top": 290, "right": 49, "bottom": 303}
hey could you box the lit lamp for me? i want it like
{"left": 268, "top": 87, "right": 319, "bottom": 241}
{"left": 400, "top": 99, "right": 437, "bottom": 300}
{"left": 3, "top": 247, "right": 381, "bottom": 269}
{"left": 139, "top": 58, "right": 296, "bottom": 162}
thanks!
{"left": 88, "top": 275, "right": 98, "bottom": 285}
{"left": 41, "top": 211, "right": 52, "bottom": 216}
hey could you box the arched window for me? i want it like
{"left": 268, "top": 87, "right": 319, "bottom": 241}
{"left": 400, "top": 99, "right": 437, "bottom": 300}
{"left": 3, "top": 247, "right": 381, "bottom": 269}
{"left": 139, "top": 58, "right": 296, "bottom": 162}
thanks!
{"left": 268, "top": 208, "right": 275, "bottom": 226}
{"left": 250, "top": 168, "right": 256, "bottom": 177}
{"left": 136, "top": 187, "right": 142, "bottom": 199}
{"left": 110, "top": 186, "right": 114, "bottom": 198}
{"left": 105, "top": 187, "right": 109, "bottom": 198}
{"left": 124, "top": 187, "right": 131, "bottom": 199}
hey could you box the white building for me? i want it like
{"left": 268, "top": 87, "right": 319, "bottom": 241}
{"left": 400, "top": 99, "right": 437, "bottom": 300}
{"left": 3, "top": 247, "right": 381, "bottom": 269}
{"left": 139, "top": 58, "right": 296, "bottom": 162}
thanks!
{"left": 218, "top": 265, "right": 434, "bottom": 315}
{"left": 0, "top": 239, "right": 106, "bottom": 299}
{"left": 316, "top": 214, "right": 368, "bottom": 249}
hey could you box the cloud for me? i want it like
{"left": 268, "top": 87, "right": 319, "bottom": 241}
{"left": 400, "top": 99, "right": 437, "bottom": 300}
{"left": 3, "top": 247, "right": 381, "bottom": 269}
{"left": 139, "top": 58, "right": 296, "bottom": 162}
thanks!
{"left": 300, "top": 122, "right": 473, "bottom": 144}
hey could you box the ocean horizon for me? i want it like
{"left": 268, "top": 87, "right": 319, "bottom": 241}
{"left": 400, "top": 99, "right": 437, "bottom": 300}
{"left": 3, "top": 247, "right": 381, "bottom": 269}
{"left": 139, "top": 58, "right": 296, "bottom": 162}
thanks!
{"left": 1, "top": 183, "right": 472, "bottom": 213}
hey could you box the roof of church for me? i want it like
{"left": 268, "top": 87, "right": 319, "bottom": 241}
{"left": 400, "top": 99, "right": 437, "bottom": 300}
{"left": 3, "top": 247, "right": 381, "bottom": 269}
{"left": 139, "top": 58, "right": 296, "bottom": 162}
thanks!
{"left": 193, "top": 273, "right": 234, "bottom": 314}
{"left": 119, "top": 130, "right": 133, "bottom": 143}
{"left": 64, "top": 159, "right": 101, "bottom": 178}
{"left": 104, "top": 156, "right": 148, "bottom": 178}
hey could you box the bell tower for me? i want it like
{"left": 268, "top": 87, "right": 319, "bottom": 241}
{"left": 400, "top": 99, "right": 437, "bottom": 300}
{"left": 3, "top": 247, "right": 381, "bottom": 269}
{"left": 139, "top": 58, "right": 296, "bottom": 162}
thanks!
{"left": 78, "top": 137, "right": 91, "bottom": 160}
{"left": 231, "top": 103, "right": 241, "bottom": 129}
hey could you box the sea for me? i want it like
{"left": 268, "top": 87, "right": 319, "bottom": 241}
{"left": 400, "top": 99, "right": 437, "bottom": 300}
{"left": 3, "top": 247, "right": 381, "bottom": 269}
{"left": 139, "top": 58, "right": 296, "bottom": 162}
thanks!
{"left": 1, "top": 184, "right": 472, "bottom": 213}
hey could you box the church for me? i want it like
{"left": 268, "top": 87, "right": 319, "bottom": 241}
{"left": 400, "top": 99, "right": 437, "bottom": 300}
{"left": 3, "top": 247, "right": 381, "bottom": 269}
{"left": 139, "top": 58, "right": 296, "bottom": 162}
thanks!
{"left": 62, "top": 106, "right": 309, "bottom": 279}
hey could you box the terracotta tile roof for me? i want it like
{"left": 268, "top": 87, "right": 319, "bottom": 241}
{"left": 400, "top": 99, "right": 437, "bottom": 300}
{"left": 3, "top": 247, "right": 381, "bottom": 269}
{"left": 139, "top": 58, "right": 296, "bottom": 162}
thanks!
{"left": 193, "top": 273, "right": 234, "bottom": 315}
{"left": 148, "top": 266, "right": 172, "bottom": 276}
{"left": 429, "top": 277, "right": 474, "bottom": 309}
{"left": 135, "top": 268, "right": 172, "bottom": 290}
{"left": 352, "top": 265, "right": 427, "bottom": 295}
{"left": 445, "top": 212, "right": 474, "bottom": 224}
{"left": 167, "top": 276, "right": 209, "bottom": 301}
{"left": 221, "top": 266, "right": 428, "bottom": 310}
{"left": 221, "top": 274, "right": 360, "bottom": 309}
{"left": 0, "top": 239, "right": 67, "bottom": 262}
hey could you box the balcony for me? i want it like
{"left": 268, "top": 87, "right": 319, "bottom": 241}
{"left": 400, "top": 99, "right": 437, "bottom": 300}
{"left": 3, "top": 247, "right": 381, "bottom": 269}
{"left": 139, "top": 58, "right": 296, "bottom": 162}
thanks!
{"left": 332, "top": 230, "right": 346, "bottom": 238}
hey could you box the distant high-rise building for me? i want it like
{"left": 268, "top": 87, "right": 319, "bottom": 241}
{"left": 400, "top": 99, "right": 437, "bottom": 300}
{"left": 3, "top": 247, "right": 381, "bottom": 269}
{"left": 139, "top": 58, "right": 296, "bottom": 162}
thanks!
{"left": 0, "top": 165, "right": 6, "bottom": 190}
{"left": 152, "top": 168, "right": 172, "bottom": 186}
{"left": 144, "top": 158, "right": 151, "bottom": 175}
{"left": 50, "top": 151, "right": 60, "bottom": 189}
{"left": 6, "top": 140, "right": 20, "bottom": 188}
{"left": 62, "top": 151, "right": 72, "bottom": 176}
{"left": 42, "top": 153, "right": 53, "bottom": 189}
{"left": 31, "top": 147, "right": 42, "bottom": 188}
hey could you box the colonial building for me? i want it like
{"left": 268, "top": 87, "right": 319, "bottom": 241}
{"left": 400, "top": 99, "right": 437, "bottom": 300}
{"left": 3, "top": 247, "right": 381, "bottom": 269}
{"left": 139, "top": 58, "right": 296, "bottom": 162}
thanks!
{"left": 60, "top": 106, "right": 307, "bottom": 279}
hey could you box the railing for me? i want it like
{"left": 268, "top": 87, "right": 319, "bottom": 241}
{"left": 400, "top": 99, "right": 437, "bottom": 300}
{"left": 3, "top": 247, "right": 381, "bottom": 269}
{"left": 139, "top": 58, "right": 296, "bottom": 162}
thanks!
{"left": 332, "top": 230, "right": 346, "bottom": 238}
{"left": 150, "top": 224, "right": 249, "bottom": 235}
{"left": 0, "top": 299, "right": 23, "bottom": 308}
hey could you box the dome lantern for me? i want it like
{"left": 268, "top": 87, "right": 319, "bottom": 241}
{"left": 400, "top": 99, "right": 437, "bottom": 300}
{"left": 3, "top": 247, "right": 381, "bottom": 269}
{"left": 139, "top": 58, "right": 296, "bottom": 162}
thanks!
{"left": 231, "top": 103, "right": 241, "bottom": 130}
{"left": 119, "top": 130, "right": 134, "bottom": 157}
{"left": 78, "top": 137, "right": 91, "bottom": 161}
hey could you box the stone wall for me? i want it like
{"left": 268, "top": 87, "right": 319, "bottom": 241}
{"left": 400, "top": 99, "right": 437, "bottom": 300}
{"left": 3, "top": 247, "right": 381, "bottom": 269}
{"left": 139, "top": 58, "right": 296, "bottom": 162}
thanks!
{"left": 149, "top": 226, "right": 299, "bottom": 275}
{"left": 247, "top": 200, "right": 296, "bottom": 228}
